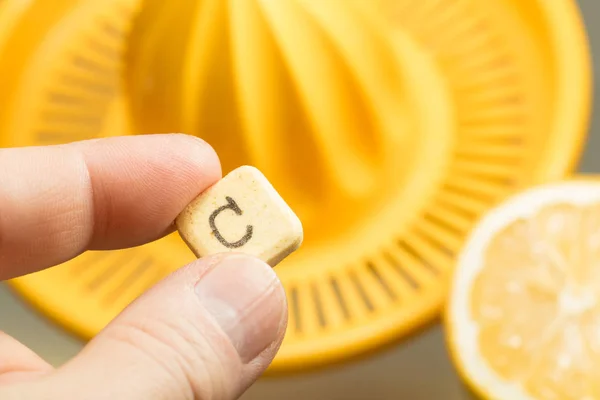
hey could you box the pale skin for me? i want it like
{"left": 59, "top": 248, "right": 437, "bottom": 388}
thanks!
{"left": 0, "top": 134, "right": 288, "bottom": 400}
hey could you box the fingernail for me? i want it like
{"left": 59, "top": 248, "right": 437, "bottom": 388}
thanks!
{"left": 195, "top": 254, "right": 286, "bottom": 363}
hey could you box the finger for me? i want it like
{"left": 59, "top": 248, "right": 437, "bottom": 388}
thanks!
{"left": 36, "top": 254, "right": 287, "bottom": 400}
{"left": 0, "top": 331, "right": 53, "bottom": 384}
{"left": 0, "top": 134, "right": 221, "bottom": 280}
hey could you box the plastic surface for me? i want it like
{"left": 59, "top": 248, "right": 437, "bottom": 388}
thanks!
{"left": 0, "top": 0, "right": 592, "bottom": 373}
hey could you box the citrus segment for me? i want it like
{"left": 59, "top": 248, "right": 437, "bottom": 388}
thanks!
{"left": 448, "top": 180, "right": 600, "bottom": 400}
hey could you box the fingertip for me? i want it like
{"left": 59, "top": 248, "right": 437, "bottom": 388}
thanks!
{"left": 79, "top": 134, "right": 223, "bottom": 249}
{"left": 158, "top": 133, "right": 223, "bottom": 185}
{"left": 0, "top": 133, "right": 224, "bottom": 279}
{"left": 57, "top": 253, "right": 287, "bottom": 400}
{"left": 193, "top": 253, "right": 287, "bottom": 362}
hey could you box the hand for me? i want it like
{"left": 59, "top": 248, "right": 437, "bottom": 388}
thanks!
{"left": 0, "top": 134, "right": 287, "bottom": 400}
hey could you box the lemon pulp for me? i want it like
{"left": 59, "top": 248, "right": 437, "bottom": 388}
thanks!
{"left": 449, "top": 181, "right": 600, "bottom": 400}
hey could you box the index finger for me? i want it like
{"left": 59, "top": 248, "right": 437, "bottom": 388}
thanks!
{"left": 0, "top": 134, "right": 221, "bottom": 280}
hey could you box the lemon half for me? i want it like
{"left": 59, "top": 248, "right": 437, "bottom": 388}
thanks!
{"left": 447, "top": 178, "right": 600, "bottom": 399}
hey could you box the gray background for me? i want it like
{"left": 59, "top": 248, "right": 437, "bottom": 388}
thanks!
{"left": 1, "top": 1, "right": 598, "bottom": 398}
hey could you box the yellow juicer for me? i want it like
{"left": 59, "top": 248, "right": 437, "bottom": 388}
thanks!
{"left": 0, "top": 0, "right": 592, "bottom": 373}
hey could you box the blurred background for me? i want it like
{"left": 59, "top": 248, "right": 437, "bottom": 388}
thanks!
{"left": 0, "top": 0, "right": 598, "bottom": 399}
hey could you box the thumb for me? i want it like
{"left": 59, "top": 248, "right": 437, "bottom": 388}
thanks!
{"left": 35, "top": 253, "right": 287, "bottom": 400}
